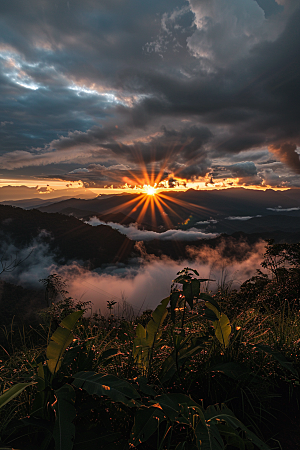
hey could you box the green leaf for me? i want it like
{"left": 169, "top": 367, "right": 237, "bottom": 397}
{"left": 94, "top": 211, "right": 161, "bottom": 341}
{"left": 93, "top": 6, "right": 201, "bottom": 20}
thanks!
{"left": 200, "top": 294, "right": 221, "bottom": 312}
{"left": 0, "top": 382, "right": 34, "bottom": 409}
{"left": 183, "top": 283, "right": 194, "bottom": 309}
{"left": 147, "top": 296, "right": 169, "bottom": 343}
{"left": 47, "top": 328, "right": 74, "bottom": 374}
{"left": 205, "top": 308, "right": 219, "bottom": 321}
{"left": 133, "top": 324, "right": 148, "bottom": 370}
{"left": 47, "top": 310, "right": 83, "bottom": 374}
{"left": 72, "top": 371, "right": 140, "bottom": 405}
{"left": 206, "top": 303, "right": 231, "bottom": 348}
{"left": 217, "top": 423, "right": 246, "bottom": 449}
{"left": 60, "top": 310, "right": 84, "bottom": 331}
{"left": 209, "top": 405, "right": 270, "bottom": 450}
{"left": 194, "top": 419, "right": 224, "bottom": 450}
{"left": 136, "top": 376, "right": 157, "bottom": 396}
{"left": 188, "top": 268, "right": 200, "bottom": 276}
{"left": 161, "top": 336, "right": 207, "bottom": 383}
{"left": 154, "top": 394, "right": 181, "bottom": 421}
{"left": 133, "top": 296, "right": 169, "bottom": 372}
{"left": 191, "top": 279, "right": 200, "bottom": 298}
{"left": 156, "top": 393, "right": 199, "bottom": 418}
{"left": 98, "top": 348, "right": 122, "bottom": 365}
{"left": 129, "top": 406, "right": 166, "bottom": 446}
{"left": 174, "top": 274, "right": 192, "bottom": 284}
{"left": 210, "top": 362, "right": 254, "bottom": 382}
{"left": 53, "top": 384, "right": 76, "bottom": 450}
{"left": 36, "top": 361, "right": 46, "bottom": 391}
{"left": 213, "top": 313, "right": 231, "bottom": 349}
{"left": 170, "top": 291, "right": 181, "bottom": 322}
{"left": 135, "top": 323, "right": 146, "bottom": 340}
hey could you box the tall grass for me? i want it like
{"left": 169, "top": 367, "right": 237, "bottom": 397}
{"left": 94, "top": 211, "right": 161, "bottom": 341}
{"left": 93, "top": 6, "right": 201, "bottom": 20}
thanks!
{"left": 1, "top": 260, "right": 300, "bottom": 449}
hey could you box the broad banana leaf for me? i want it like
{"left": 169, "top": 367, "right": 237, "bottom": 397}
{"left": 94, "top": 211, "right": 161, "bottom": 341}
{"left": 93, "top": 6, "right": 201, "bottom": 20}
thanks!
{"left": 72, "top": 371, "right": 140, "bottom": 406}
{"left": 133, "top": 296, "right": 169, "bottom": 371}
{"left": 0, "top": 382, "right": 34, "bottom": 409}
{"left": 206, "top": 302, "right": 231, "bottom": 348}
{"left": 129, "top": 406, "right": 166, "bottom": 446}
{"left": 47, "top": 310, "right": 83, "bottom": 374}
{"left": 53, "top": 384, "right": 76, "bottom": 450}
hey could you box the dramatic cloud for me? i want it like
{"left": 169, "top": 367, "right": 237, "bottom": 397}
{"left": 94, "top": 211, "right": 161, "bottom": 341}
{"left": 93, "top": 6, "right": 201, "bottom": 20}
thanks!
{"left": 0, "top": 0, "right": 299, "bottom": 188}
{"left": 269, "top": 143, "right": 300, "bottom": 174}
{"left": 228, "top": 162, "right": 262, "bottom": 185}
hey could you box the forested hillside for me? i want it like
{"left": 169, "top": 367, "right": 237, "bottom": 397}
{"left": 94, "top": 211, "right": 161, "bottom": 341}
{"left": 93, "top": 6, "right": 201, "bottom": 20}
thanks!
{"left": 0, "top": 205, "right": 134, "bottom": 267}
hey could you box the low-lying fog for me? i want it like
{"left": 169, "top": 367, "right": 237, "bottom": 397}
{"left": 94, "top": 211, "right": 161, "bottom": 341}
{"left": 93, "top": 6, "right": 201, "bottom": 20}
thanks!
{"left": 0, "top": 234, "right": 267, "bottom": 314}
{"left": 86, "top": 217, "right": 218, "bottom": 241}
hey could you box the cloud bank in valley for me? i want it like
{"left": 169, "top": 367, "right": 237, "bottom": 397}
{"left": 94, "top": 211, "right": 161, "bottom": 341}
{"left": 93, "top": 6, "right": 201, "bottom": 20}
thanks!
{"left": 86, "top": 217, "right": 219, "bottom": 241}
{"left": 226, "top": 215, "right": 262, "bottom": 221}
{"left": 267, "top": 206, "right": 300, "bottom": 212}
{"left": 60, "top": 240, "right": 267, "bottom": 313}
{"left": 0, "top": 235, "right": 267, "bottom": 313}
{"left": 0, "top": 0, "right": 299, "bottom": 189}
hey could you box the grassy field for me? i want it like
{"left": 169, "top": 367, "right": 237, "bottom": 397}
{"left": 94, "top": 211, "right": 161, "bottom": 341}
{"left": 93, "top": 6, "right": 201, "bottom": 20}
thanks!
{"left": 1, "top": 241, "right": 300, "bottom": 450}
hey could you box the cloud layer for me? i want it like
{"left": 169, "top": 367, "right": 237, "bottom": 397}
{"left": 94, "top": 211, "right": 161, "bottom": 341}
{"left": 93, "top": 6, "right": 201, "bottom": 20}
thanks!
{"left": 1, "top": 235, "right": 266, "bottom": 313}
{"left": 0, "top": 0, "right": 299, "bottom": 188}
{"left": 86, "top": 217, "right": 218, "bottom": 240}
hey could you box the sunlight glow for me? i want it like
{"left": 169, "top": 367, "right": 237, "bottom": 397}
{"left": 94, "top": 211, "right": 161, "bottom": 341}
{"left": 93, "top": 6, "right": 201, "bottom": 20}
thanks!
{"left": 143, "top": 184, "right": 157, "bottom": 196}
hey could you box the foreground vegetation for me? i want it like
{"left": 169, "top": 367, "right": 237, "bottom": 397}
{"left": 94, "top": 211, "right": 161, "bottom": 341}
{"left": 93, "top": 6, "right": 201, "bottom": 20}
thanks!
{"left": 1, "top": 241, "right": 300, "bottom": 449}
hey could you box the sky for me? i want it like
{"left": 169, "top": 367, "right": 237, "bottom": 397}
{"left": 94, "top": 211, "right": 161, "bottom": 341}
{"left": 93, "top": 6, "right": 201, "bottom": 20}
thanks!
{"left": 0, "top": 0, "right": 300, "bottom": 194}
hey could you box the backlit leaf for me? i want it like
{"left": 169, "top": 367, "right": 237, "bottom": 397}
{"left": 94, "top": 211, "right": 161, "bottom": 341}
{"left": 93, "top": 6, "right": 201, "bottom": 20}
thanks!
{"left": 0, "top": 382, "right": 34, "bottom": 409}
{"left": 213, "top": 314, "right": 231, "bottom": 348}
{"left": 46, "top": 310, "right": 83, "bottom": 375}
{"left": 73, "top": 371, "right": 140, "bottom": 405}
{"left": 53, "top": 384, "right": 76, "bottom": 450}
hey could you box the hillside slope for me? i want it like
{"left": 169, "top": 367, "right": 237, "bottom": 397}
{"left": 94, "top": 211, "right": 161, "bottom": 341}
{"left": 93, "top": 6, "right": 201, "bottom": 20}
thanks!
{"left": 0, "top": 205, "right": 134, "bottom": 267}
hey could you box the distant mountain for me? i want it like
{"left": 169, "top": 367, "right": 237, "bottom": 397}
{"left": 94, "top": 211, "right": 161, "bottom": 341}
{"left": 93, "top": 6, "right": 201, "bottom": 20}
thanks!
{"left": 194, "top": 215, "right": 300, "bottom": 235}
{"left": 168, "top": 188, "right": 300, "bottom": 217}
{"left": 279, "top": 189, "right": 300, "bottom": 202}
{"left": 0, "top": 185, "right": 97, "bottom": 202}
{"left": 1, "top": 194, "right": 98, "bottom": 209}
{"left": 38, "top": 194, "right": 140, "bottom": 215}
{"left": 0, "top": 204, "right": 299, "bottom": 271}
{"left": 36, "top": 188, "right": 300, "bottom": 228}
{"left": 1, "top": 196, "right": 79, "bottom": 209}
{"left": 0, "top": 205, "right": 134, "bottom": 267}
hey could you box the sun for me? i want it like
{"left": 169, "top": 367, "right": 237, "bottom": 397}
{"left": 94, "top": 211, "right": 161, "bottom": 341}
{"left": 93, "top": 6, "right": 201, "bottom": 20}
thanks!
{"left": 143, "top": 184, "right": 157, "bottom": 195}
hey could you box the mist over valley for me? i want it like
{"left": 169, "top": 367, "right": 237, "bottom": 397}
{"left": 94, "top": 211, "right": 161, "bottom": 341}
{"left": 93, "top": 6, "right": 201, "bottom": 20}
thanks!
{"left": 1, "top": 187, "right": 299, "bottom": 322}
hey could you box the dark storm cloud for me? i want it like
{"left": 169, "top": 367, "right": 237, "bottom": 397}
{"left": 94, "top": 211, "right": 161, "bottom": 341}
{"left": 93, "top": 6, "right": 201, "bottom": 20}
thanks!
{"left": 228, "top": 161, "right": 262, "bottom": 185}
{"left": 269, "top": 143, "right": 300, "bottom": 174}
{"left": 103, "top": 125, "right": 212, "bottom": 165}
{"left": 0, "top": 0, "right": 299, "bottom": 187}
{"left": 254, "top": 0, "right": 284, "bottom": 18}
{"left": 50, "top": 124, "right": 212, "bottom": 187}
